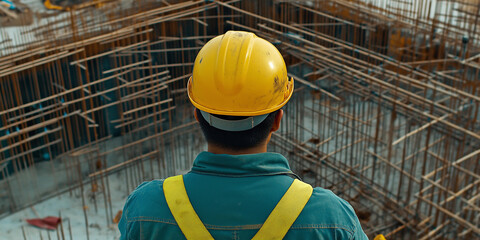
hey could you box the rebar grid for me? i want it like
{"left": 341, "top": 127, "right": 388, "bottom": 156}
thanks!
{"left": 1, "top": 0, "right": 479, "bottom": 239}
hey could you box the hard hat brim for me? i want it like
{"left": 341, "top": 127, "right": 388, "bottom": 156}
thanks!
{"left": 187, "top": 77, "right": 294, "bottom": 116}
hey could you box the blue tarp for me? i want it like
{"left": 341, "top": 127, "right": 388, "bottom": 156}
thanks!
{"left": 0, "top": 0, "right": 16, "bottom": 10}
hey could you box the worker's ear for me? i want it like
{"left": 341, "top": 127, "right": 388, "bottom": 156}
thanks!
{"left": 194, "top": 109, "right": 199, "bottom": 122}
{"left": 270, "top": 109, "right": 283, "bottom": 132}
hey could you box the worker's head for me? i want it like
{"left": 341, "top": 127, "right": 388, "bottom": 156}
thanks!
{"left": 188, "top": 31, "right": 294, "bottom": 151}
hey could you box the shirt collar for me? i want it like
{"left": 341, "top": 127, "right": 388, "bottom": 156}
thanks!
{"left": 190, "top": 151, "right": 295, "bottom": 177}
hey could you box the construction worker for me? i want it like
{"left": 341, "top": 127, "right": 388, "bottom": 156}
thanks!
{"left": 118, "top": 31, "right": 368, "bottom": 239}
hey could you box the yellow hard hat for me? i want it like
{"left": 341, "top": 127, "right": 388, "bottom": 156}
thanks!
{"left": 187, "top": 31, "right": 294, "bottom": 117}
{"left": 374, "top": 234, "right": 387, "bottom": 240}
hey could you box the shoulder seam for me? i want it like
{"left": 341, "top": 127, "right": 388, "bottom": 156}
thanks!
{"left": 127, "top": 217, "right": 355, "bottom": 234}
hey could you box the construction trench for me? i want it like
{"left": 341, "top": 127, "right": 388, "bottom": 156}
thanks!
{"left": 0, "top": 0, "right": 480, "bottom": 239}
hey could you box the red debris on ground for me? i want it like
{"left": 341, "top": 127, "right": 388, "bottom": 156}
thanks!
{"left": 26, "top": 216, "right": 61, "bottom": 230}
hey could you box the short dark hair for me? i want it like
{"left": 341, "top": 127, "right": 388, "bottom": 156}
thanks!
{"left": 196, "top": 108, "right": 279, "bottom": 150}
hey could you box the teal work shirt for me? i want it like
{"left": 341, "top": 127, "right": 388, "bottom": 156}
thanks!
{"left": 119, "top": 152, "right": 368, "bottom": 239}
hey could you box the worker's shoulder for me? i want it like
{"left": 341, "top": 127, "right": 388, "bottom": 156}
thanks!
{"left": 127, "top": 179, "right": 165, "bottom": 199}
{"left": 296, "top": 186, "right": 359, "bottom": 231}
{"left": 123, "top": 179, "right": 172, "bottom": 221}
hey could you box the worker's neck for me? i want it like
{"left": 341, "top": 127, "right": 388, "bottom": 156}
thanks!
{"left": 207, "top": 143, "right": 267, "bottom": 155}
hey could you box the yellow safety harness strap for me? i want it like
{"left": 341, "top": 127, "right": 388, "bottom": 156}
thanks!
{"left": 163, "top": 175, "right": 214, "bottom": 240}
{"left": 251, "top": 179, "right": 313, "bottom": 240}
{"left": 164, "top": 176, "right": 312, "bottom": 240}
